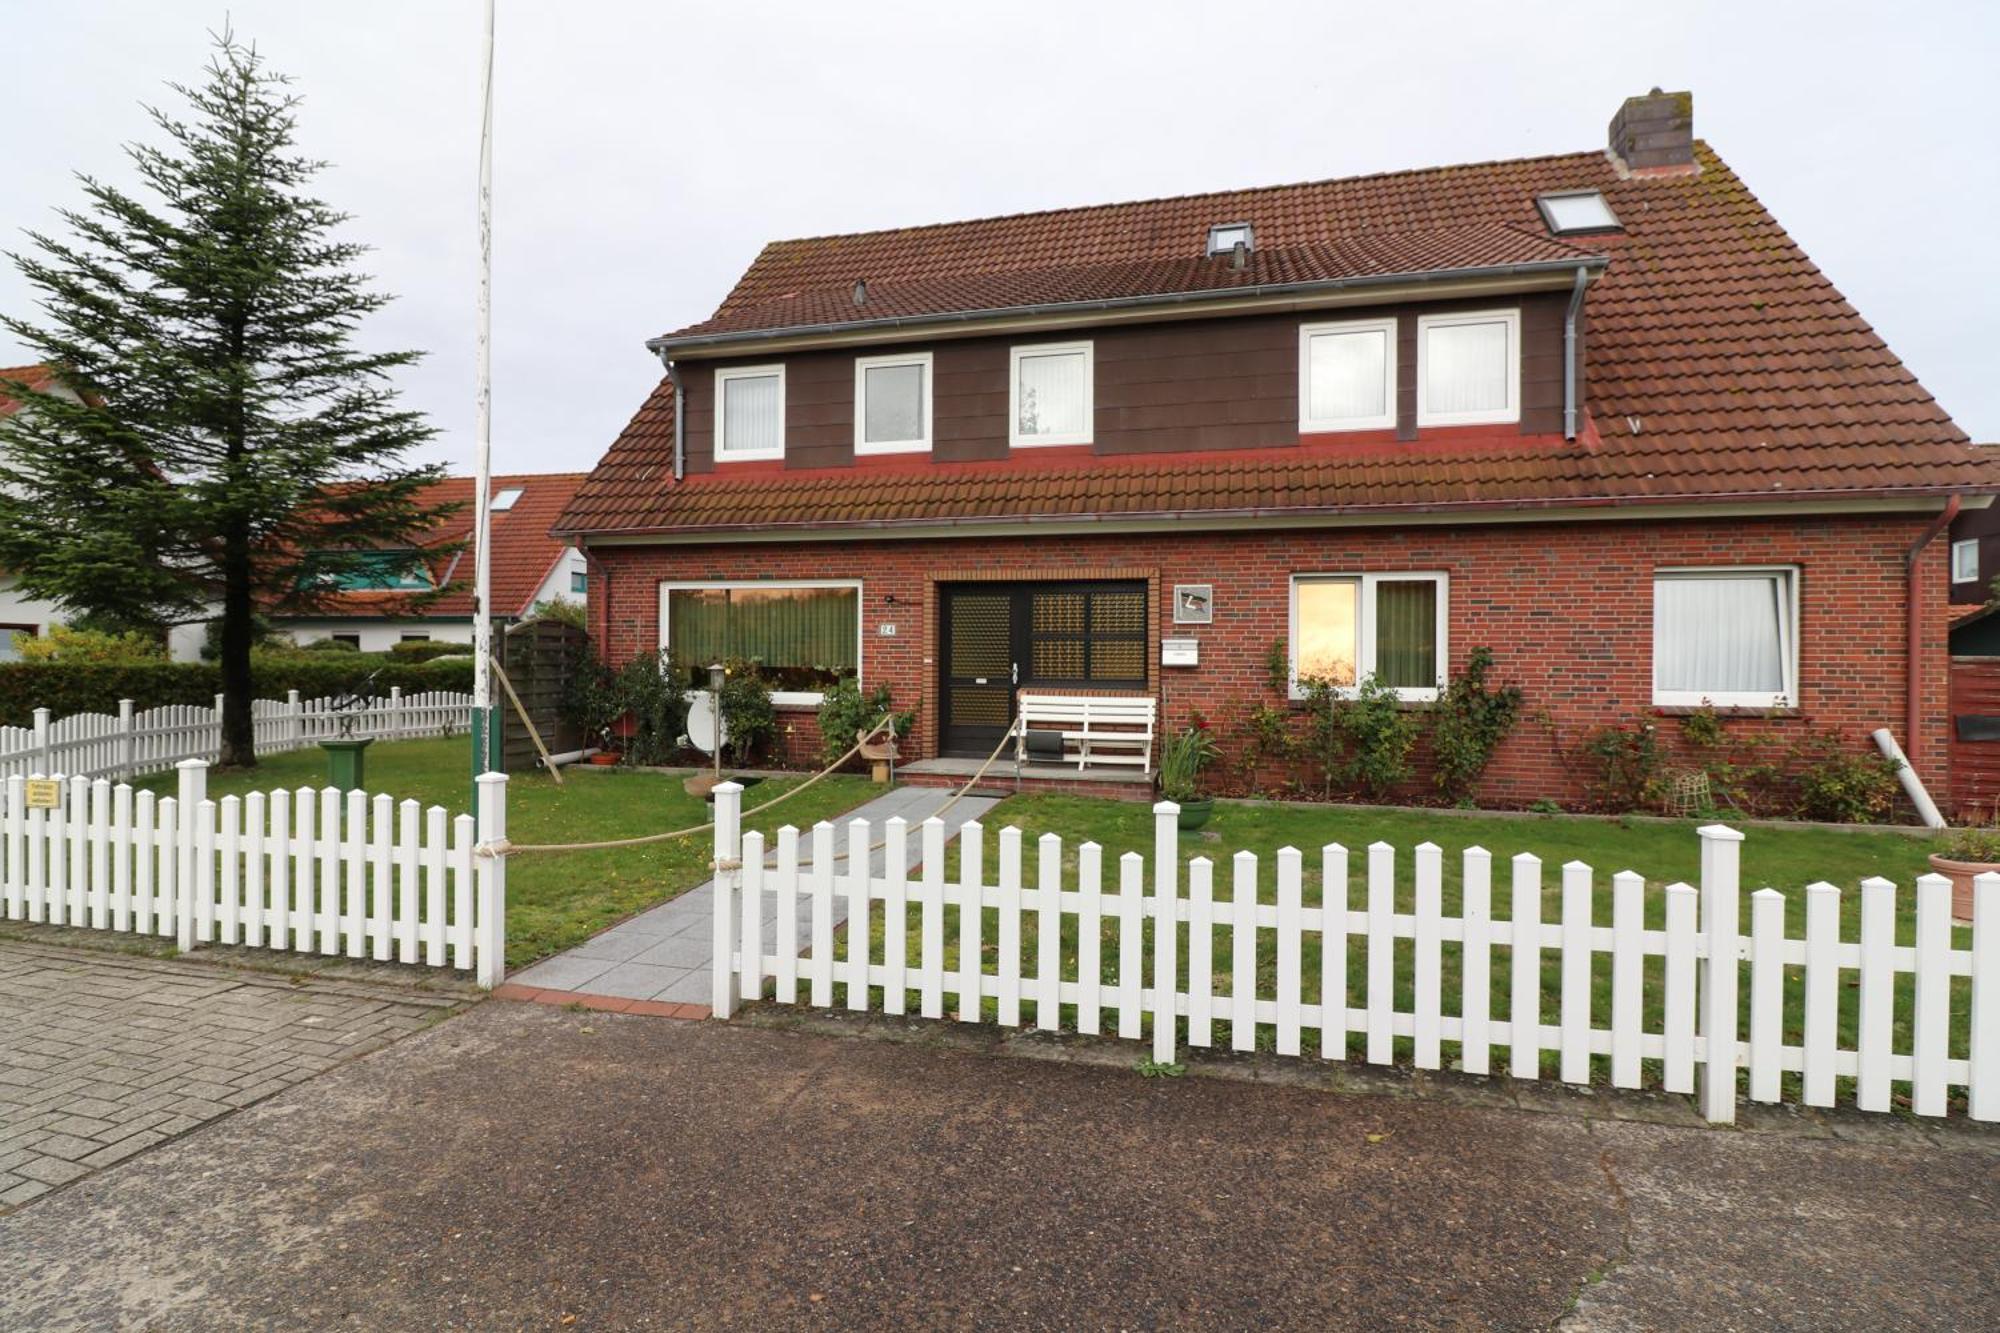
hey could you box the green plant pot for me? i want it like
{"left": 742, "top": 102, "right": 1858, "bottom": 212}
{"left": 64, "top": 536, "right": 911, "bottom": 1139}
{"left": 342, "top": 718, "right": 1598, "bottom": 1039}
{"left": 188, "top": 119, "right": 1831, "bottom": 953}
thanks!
{"left": 1176, "top": 798, "right": 1214, "bottom": 831}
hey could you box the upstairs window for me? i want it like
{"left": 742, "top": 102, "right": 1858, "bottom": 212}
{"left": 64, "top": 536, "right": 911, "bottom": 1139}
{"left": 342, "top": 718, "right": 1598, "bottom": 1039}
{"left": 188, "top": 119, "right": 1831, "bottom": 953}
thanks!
{"left": 1206, "top": 222, "right": 1254, "bottom": 256}
{"left": 1537, "top": 190, "right": 1621, "bottom": 235}
{"left": 1417, "top": 309, "right": 1519, "bottom": 427}
{"left": 1299, "top": 318, "right": 1397, "bottom": 432}
{"left": 1653, "top": 568, "right": 1798, "bottom": 708}
{"left": 1010, "top": 341, "right": 1093, "bottom": 448}
{"left": 715, "top": 364, "right": 785, "bottom": 461}
{"left": 854, "top": 351, "right": 933, "bottom": 455}
{"left": 1953, "top": 538, "right": 1980, "bottom": 585}
{"left": 1289, "top": 572, "right": 1446, "bottom": 701}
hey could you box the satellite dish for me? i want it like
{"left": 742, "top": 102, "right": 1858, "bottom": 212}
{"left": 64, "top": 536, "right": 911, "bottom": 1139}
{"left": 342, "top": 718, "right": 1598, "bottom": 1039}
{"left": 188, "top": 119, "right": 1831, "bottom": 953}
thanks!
{"left": 685, "top": 690, "right": 729, "bottom": 756}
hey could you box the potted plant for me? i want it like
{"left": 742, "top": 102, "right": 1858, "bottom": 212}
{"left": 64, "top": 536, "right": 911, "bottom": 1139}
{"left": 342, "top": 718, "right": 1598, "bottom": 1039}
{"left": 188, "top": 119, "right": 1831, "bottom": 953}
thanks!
{"left": 1159, "top": 720, "right": 1221, "bottom": 831}
{"left": 1930, "top": 823, "right": 2000, "bottom": 923}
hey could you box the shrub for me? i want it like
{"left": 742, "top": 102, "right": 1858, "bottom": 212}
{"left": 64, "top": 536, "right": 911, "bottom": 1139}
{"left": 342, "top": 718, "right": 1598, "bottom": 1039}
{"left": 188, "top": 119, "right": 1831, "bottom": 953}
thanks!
{"left": 1339, "top": 675, "right": 1417, "bottom": 799}
{"left": 1430, "top": 647, "right": 1523, "bottom": 801}
{"left": 1584, "top": 723, "right": 1662, "bottom": 812}
{"left": 1791, "top": 731, "right": 1901, "bottom": 824}
{"left": 817, "top": 677, "right": 915, "bottom": 770}
{"left": 1158, "top": 719, "right": 1221, "bottom": 802}
{"left": 1941, "top": 824, "right": 2000, "bottom": 863}
{"left": 301, "top": 636, "right": 360, "bottom": 652}
{"left": 198, "top": 614, "right": 282, "bottom": 661}
{"left": 527, "top": 596, "right": 586, "bottom": 629}
{"left": 615, "top": 650, "right": 689, "bottom": 766}
{"left": 718, "top": 658, "right": 775, "bottom": 765}
{"left": 0, "top": 656, "right": 473, "bottom": 727}
{"left": 388, "top": 639, "right": 471, "bottom": 661}
{"left": 18, "top": 625, "right": 165, "bottom": 665}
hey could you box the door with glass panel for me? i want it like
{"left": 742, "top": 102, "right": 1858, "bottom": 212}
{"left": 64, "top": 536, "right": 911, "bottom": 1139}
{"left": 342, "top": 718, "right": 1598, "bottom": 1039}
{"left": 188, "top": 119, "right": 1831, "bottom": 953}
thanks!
{"left": 939, "top": 582, "right": 1150, "bottom": 756}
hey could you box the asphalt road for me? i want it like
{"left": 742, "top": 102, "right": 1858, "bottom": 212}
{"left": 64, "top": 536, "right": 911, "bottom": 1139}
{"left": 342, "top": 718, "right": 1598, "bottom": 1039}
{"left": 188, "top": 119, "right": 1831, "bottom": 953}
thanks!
{"left": 2, "top": 1000, "right": 1995, "bottom": 1330}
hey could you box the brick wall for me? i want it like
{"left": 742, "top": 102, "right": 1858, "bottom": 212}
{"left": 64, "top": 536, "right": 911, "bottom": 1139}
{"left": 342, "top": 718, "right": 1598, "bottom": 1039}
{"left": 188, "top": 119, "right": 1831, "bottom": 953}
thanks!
{"left": 586, "top": 513, "right": 1950, "bottom": 807}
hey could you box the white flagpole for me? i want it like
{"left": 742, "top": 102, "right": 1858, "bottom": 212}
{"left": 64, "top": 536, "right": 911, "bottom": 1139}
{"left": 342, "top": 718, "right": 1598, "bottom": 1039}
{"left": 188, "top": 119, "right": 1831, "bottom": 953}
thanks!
{"left": 471, "top": 0, "right": 497, "bottom": 792}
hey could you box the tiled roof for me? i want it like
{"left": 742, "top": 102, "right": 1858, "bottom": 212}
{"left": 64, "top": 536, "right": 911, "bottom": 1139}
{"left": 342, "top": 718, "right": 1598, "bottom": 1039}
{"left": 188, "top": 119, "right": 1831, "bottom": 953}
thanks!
{"left": 0, "top": 364, "right": 58, "bottom": 415}
{"left": 301, "top": 472, "right": 587, "bottom": 620}
{"left": 560, "top": 142, "right": 1997, "bottom": 536}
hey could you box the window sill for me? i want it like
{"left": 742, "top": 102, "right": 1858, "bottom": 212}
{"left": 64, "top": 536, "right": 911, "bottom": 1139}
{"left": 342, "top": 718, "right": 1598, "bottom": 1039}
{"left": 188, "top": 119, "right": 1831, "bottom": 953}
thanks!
{"left": 772, "top": 692, "right": 826, "bottom": 709}
{"left": 1652, "top": 704, "right": 1803, "bottom": 719}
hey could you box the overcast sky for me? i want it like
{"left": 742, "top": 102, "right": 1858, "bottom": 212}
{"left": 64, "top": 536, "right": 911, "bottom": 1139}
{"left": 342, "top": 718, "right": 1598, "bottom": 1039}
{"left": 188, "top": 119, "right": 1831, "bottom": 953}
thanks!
{"left": 3, "top": 1, "right": 1996, "bottom": 475}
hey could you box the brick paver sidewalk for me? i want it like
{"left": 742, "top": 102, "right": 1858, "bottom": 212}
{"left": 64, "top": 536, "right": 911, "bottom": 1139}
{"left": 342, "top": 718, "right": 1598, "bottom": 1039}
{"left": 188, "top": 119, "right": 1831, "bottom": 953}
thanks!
{"left": 0, "top": 939, "right": 463, "bottom": 1211}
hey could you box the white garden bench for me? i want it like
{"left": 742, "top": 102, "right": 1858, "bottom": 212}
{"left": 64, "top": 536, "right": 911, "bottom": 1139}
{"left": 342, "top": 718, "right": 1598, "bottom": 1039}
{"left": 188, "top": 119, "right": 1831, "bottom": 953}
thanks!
{"left": 1015, "top": 693, "right": 1157, "bottom": 772}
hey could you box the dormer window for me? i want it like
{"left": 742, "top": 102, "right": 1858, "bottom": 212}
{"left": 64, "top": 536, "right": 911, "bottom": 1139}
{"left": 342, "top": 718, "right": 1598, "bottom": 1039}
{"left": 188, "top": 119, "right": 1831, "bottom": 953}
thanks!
{"left": 1206, "top": 222, "right": 1253, "bottom": 257}
{"left": 715, "top": 364, "right": 786, "bottom": 461}
{"left": 1417, "top": 309, "right": 1520, "bottom": 427}
{"left": 1537, "top": 190, "right": 1621, "bottom": 235}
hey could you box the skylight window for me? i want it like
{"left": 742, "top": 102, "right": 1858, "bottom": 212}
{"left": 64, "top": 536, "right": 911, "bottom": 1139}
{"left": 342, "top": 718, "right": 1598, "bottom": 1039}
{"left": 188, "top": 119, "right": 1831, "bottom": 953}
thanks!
{"left": 1537, "top": 191, "right": 1621, "bottom": 235}
{"left": 490, "top": 486, "right": 523, "bottom": 511}
{"left": 1206, "top": 222, "right": 1253, "bottom": 257}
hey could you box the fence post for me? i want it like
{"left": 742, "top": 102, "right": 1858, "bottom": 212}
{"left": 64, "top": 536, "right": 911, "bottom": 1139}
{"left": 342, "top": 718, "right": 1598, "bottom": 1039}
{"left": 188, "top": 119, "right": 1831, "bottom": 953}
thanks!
{"left": 32, "top": 707, "right": 49, "bottom": 775}
{"left": 1151, "top": 800, "right": 1179, "bottom": 1064}
{"left": 389, "top": 685, "right": 404, "bottom": 739}
{"left": 474, "top": 771, "right": 508, "bottom": 988}
{"left": 288, "top": 689, "right": 303, "bottom": 751}
{"left": 1697, "top": 823, "right": 1744, "bottom": 1124}
{"left": 117, "top": 699, "right": 135, "bottom": 781}
{"left": 175, "top": 759, "right": 207, "bottom": 952}
{"left": 711, "top": 781, "right": 744, "bottom": 1018}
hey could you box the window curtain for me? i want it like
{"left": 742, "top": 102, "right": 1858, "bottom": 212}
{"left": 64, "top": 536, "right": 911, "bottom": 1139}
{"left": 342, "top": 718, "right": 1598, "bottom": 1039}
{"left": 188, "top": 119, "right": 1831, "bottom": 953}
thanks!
{"left": 721, "top": 373, "right": 781, "bottom": 454}
{"left": 1654, "top": 575, "right": 1785, "bottom": 694}
{"left": 668, "top": 587, "right": 858, "bottom": 686}
{"left": 1373, "top": 580, "right": 1437, "bottom": 688}
{"left": 1017, "top": 351, "right": 1086, "bottom": 437}
{"left": 863, "top": 363, "right": 924, "bottom": 444}
{"left": 1306, "top": 328, "right": 1387, "bottom": 422}
{"left": 666, "top": 589, "right": 731, "bottom": 670}
{"left": 1424, "top": 320, "right": 1509, "bottom": 415}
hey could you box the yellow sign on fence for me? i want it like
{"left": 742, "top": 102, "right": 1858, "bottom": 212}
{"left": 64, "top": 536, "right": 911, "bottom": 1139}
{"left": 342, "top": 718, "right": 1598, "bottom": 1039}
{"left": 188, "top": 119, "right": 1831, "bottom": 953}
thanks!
{"left": 23, "top": 779, "right": 60, "bottom": 810}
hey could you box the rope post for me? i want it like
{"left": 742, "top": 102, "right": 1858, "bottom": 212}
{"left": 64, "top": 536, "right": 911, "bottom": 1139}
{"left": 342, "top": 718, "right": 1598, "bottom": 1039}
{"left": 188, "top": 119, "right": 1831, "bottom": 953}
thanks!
{"left": 1697, "top": 823, "right": 1744, "bottom": 1124}
{"left": 475, "top": 771, "right": 508, "bottom": 988}
{"left": 711, "top": 781, "right": 744, "bottom": 1018}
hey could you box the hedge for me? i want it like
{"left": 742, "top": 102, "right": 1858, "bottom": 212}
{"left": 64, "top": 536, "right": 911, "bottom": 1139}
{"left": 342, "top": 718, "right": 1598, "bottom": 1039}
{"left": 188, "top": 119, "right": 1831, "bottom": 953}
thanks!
{"left": 0, "top": 655, "right": 475, "bottom": 728}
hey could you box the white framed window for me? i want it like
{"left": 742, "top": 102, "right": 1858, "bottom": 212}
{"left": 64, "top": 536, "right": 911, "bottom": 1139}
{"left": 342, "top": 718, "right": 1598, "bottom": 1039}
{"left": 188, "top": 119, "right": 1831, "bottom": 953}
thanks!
{"left": 1537, "top": 191, "right": 1621, "bottom": 235}
{"left": 1207, "top": 222, "right": 1253, "bottom": 256}
{"left": 1652, "top": 568, "right": 1799, "bottom": 708}
{"left": 1009, "top": 341, "right": 1093, "bottom": 448}
{"left": 1288, "top": 572, "right": 1448, "bottom": 702}
{"left": 1299, "top": 317, "right": 1397, "bottom": 433}
{"left": 1952, "top": 538, "right": 1981, "bottom": 585}
{"left": 1416, "top": 309, "right": 1520, "bottom": 427}
{"left": 853, "top": 351, "right": 933, "bottom": 455}
{"left": 659, "top": 579, "right": 862, "bottom": 707}
{"left": 714, "top": 364, "right": 786, "bottom": 462}
{"left": 489, "top": 487, "right": 523, "bottom": 511}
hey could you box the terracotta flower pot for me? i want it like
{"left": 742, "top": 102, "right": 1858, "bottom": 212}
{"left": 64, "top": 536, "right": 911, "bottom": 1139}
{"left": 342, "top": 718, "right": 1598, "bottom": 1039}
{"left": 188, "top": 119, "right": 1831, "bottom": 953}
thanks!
{"left": 1926, "top": 854, "right": 1995, "bottom": 924}
{"left": 589, "top": 751, "right": 622, "bottom": 767}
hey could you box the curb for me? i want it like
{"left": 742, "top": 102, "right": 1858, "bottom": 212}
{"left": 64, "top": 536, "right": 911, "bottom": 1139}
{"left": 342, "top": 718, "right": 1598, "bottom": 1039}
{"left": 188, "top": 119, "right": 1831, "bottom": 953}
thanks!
{"left": 490, "top": 981, "right": 709, "bottom": 1020}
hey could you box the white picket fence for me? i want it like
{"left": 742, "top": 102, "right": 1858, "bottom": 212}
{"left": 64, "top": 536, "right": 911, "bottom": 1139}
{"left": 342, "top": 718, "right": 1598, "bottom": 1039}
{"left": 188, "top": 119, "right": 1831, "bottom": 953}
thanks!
{"left": 0, "top": 689, "right": 474, "bottom": 783}
{"left": 0, "top": 760, "right": 507, "bottom": 986}
{"left": 709, "top": 789, "right": 2000, "bottom": 1124}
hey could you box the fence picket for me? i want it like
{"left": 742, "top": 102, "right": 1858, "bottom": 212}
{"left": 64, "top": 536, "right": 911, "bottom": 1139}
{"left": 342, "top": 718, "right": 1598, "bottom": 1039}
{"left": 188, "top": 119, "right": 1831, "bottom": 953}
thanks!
{"left": 193, "top": 799, "right": 216, "bottom": 947}
{"left": 739, "top": 830, "right": 766, "bottom": 1004}
{"left": 423, "top": 804, "right": 446, "bottom": 968}
{"left": 317, "top": 788, "right": 340, "bottom": 955}
{"left": 135, "top": 788, "right": 157, "bottom": 934}
{"left": 1187, "top": 854, "right": 1214, "bottom": 1048}
{"left": 1152, "top": 803, "right": 1179, "bottom": 1065}
{"left": 1276, "top": 846, "right": 1303, "bottom": 1059}
{"left": 1972, "top": 873, "right": 2000, "bottom": 1123}
{"left": 846, "top": 818, "right": 871, "bottom": 1012}
{"left": 1413, "top": 843, "right": 1441, "bottom": 1070}
{"left": 954, "top": 821, "right": 981, "bottom": 1022}
{"left": 292, "top": 788, "right": 316, "bottom": 952}
{"left": 451, "top": 812, "right": 474, "bottom": 970}
{"left": 1801, "top": 881, "right": 1839, "bottom": 1107}
{"left": 343, "top": 790, "right": 367, "bottom": 960}
{"left": 67, "top": 776, "right": 87, "bottom": 924}
{"left": 1748, "top": 887, "right": 1785, "bottom": 1103}
{"left": 881, "top": 818, "right": 907, "bottom": 1017}
{"left": 1116, "top": 852, "right": 1142, "bottom": 1042}
{"left": 3, "top": 776, "right": 22, "bottom": 921}
{"left": 809, "top": 821, "right": 834, "bottom": 1009}
{"left": 1322, "top": 844, "right": 1349, "bottom": 1061}
{"left": 157, "top": 796, "right": 177, "bottom": 943}
{"left": 1509, "top": 853, "right": 1542, "bottom": 1079}
{"left": 218, "top": 794, "right": 241, "bottom": 945}
{"left": 777, "top": 824, "right": 803, "bottom": 1007}
{"left": 1910, "top": 874, "right": 1951, "bottom": 1117}
{"left": 1231, "top": 850, "right": 1257, "bottom": 1053}
{"left": 1856, "top": 876, "right": 1895, "bottom": 1113}
{"left": 1461, "top": 847, "right": 1492, "bottom": 1076}
{"left": 1662, "top": 882, "right": 1697, "bottom": 1094}
{"left": 1697, "top": 825, "right": 1744, "bottom": 1124}
{"left": 45, "top": 777, "right": 66, "bottom": 927}
{"left": 996, "top": 825, "right": 1022, "bottom": 1027}
{"left": 1076, "top": 841, "right": 1102, "bottom": 1037}
{"left": 1610, "top": 871, "right": 1643, "bottom": 1089}
{"left": 267, "top": 790, "right": 289, "bottom": 949}
{"left": 241, "top": 792, "right": 264, "bottom": 948}
{"left": 89, "top": 780, "right": 111, "bottom": 930}
{"left": 369, "top": 793, "right": 393, "bottom": 962}
{"left": 396, "top": 800, "right": 420, "bottom": 965}
{"left": 1365, "top": 842, "right": 1394, "bottom": 1065}
{"left": 1035, "top": 831, "right": 1060, "bottom": 1031}
{"left": 1559, "top": 861, "right": 1592, "bottom": 1085}
{"left": 26, "top": 785, "right": 45, "bottom": 925}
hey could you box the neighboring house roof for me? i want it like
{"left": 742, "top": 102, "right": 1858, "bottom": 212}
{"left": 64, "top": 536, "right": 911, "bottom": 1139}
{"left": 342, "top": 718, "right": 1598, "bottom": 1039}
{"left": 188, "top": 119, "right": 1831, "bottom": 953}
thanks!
{"left": 0, "top": 364, "right": 60, "bottom": 415}
{"left": 295, "top": 471, "right": 587, "bottom": 621}
{"left": 565, "top": 140, "right": 1998, "bottom": 536}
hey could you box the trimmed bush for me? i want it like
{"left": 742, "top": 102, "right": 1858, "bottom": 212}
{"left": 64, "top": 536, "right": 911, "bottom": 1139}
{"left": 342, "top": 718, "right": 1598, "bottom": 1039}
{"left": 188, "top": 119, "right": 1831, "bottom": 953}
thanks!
{"left": 0, "top": 655, "right": 474, "bottom": 727}
{"left": 387, "top": 639, "right": 472, "bottom": 661}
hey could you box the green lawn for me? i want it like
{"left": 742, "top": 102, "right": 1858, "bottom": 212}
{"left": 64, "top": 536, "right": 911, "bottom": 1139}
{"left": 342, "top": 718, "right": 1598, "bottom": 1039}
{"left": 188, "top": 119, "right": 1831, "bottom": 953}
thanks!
{"left": 856, "top": 791, "right": 1969, "bottom": 1089}
{"left": 141, "top": 738, "right": 876, "bottom": 967}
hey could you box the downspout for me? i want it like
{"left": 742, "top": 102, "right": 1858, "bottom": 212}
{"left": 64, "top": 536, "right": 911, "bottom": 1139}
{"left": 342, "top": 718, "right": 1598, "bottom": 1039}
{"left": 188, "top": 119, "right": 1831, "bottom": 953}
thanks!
{"left": 1562, "top": 265, "right": 1589, "bottom": 440}
{"left": 666, "top": 357, "right": 686, "bottom": 482}
{"left": 1905, "top": 494, "right": 1960, "bottom": 770}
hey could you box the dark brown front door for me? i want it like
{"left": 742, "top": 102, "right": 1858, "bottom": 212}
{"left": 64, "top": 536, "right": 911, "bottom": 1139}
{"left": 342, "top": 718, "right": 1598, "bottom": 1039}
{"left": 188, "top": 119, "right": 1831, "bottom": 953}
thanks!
{"left": 938, "top": 581, "right": 1149, "bottom": 756}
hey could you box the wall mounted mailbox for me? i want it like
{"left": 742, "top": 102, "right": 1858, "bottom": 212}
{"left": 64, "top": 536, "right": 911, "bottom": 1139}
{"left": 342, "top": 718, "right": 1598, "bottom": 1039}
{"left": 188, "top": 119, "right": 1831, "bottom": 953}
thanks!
{"left": 1161, "top": 637, "right": 1199, "bottom": 667}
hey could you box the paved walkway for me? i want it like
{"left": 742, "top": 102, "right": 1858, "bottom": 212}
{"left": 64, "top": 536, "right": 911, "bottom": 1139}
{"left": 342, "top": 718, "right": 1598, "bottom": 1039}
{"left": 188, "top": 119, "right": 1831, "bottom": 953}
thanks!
{"left": 506, "top": 785, "right": 1002, "bottom": 1006}
{"left": 3, "top": 1000, "right": 1993, "bottom": 1330}
{"left": 0, "top": 939, "right": 462, "bottom": 1213}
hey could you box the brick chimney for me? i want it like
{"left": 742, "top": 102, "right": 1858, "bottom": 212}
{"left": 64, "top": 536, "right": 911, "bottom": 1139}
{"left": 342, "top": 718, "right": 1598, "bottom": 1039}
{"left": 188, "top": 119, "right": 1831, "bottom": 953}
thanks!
{"left": 1608, "top": 88, "right": 1695, "bottom": 175}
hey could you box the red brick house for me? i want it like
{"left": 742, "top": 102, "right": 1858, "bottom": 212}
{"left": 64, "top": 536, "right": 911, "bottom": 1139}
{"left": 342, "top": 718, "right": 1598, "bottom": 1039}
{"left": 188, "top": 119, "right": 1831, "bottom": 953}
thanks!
{"left": 556, "top": 91, "right": 2000, "bottom": 807}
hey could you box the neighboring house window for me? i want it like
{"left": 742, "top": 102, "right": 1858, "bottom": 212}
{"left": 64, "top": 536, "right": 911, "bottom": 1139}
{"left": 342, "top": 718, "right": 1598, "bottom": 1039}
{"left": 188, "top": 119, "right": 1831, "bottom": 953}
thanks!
{"left": 1416, "top": 309, "right": 1520, "bottom": 427}
{"left": 1288, "top": 572, "right": 1446, "bottom": 701}
{"left": 1952, "top": 538, "right": 1980, "bottom": 585}
{"left": 0, "top": 625, "right": 35, "bottom": 663}
{"left": 854, "top": 351, "right": 933, "bottom": 455}
{"left": 490, "top": 487, "right": 523, "bottom": 511}
{"left": 1009, "top": 342, "right": 1093, "bottom": 448}
{"left": 400, "top": 633, "right": 431, "bottom": 642}
{"left": 1206, "top": 222, "right": 1253, "bottom": 256}
{"left": 303, "top": 550, "right": 432, "bottom": 590}
{"left": 1299, "top": 318, "right": 1397, "bottom": 432}
{"left": 1652, "top": 568, "right": 1798, "bottom": 708}
{"left": 331, "top": 634, "right": 361, "bottom": 649}
{"left": 714, "top": 364, "right": 786, "bottom": 461}
{"left": 660, "top": 581, "right": 861, "bottom": 703}
{"left": 570, "top": 569, "right": 588, "bottom": 595}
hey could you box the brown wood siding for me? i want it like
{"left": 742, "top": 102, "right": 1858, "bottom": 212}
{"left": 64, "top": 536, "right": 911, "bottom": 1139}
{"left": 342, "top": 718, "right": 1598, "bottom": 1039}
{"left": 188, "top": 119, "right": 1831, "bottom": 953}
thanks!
{"left": 1950, "top": 655, "right": 2000, "bottom": 817}
{"left": 676, "top": 293, "right": 1578, "bottom": 468}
